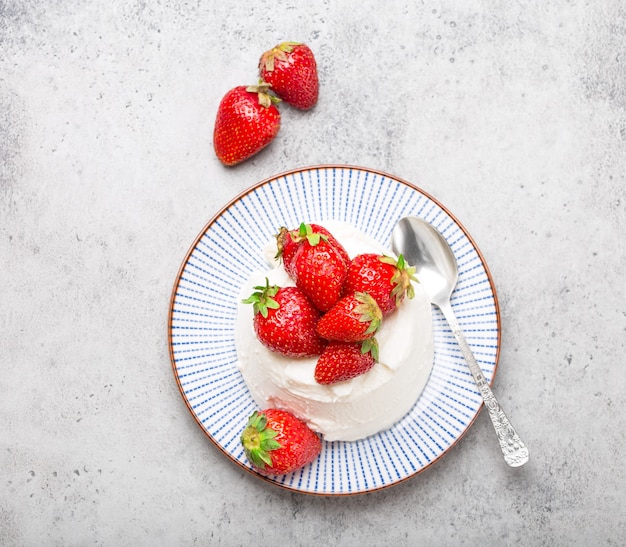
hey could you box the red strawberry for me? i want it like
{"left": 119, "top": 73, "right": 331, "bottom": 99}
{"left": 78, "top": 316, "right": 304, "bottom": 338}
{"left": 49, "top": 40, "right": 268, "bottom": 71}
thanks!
{"left": 314, "top": 339, "right": 379, "bottom": 385}
{"left": 343, "top": 254, "right": 417, "bottom": 316}
{"left": 316, "top": 292, "right": 382, "bottom": 342}
{"left": 319, "top": 229, "right": 349, "bottom": 266}
{"left": 292, "top": 235, "right": 348, "bottom": 312}
{"left": 213, "top": 83, "right": 281, "bottom": 166}
{"left": 275, "top": 223, "right": 349, "bottom": 279}
{"left": 242, "top": 279, "right": 326, "bottom": 357}
{"left": 274, "top": 226, "right": 301, "bottom": 278}
{"left": 241, "top": 409, "right": 321, "bottom": 475}
{"left": 259, "top": 42, "right": 319, "bottom": 110}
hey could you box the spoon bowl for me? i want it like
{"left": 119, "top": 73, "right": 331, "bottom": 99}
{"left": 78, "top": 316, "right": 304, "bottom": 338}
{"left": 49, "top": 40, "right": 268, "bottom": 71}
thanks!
{"left": 392, "top": 217, "right": 458, "bottom": 307}
{"left": 392, "top": 216, "right": 529, "bottom": 468}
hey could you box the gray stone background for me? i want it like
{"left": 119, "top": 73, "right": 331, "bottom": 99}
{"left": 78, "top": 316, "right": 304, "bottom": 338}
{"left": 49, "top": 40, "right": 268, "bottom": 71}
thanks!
{"left": 1, "top": 1, "right": 625, "bottom": 545}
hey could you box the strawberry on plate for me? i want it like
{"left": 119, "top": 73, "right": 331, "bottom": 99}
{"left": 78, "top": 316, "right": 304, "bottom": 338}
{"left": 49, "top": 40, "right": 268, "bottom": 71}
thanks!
{"left": 292, "top": 232, "right": 348, "bottom": 312}
{"left": 213, "top": 83, "right": 281, "bottom": 166}
{"left": 314, "top": 339, "right": 379, "bottom": 385}
{"left": 316, "top": 292, "right": 382, "bottom": 342}
{"left": 274, "top": 225, "right": 301, "bottom": 279}
{"left": 275, "top": 223, "right": 349, "bottom": 280}
{"left": 259, "top": 41, "right": 319, "bottom": 110}
{"left": 242, "top": 279, "right": 326, "bottom": 357}
{"left": 343, "top": 254, "right": 417, "bottom": 316}
{"left": 241, "top": 409, "right": 322, "bottom": 475}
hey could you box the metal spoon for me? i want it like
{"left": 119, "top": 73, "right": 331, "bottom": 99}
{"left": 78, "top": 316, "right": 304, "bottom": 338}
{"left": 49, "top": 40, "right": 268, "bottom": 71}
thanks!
{"left": 392, "top": 216, "right": 529, "bottom": 467}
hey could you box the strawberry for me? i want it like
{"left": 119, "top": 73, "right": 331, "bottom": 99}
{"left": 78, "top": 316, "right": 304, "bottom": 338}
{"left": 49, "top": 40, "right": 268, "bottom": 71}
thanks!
{"left": 343, "top": 254, "right": 417, "bottom": 316}
{"left": 274, "top": 226, "right": 301, "bottom": 279}
{"left": 213, "top": 83, "right": 281, "bottom": 166}
{"left": 314, "top": 339, "right": 379, "bottom": 385}
{"left": 316, "top": 292, "right": 382, "bottom": 342}
{"left": 292, "top": 233, "right": 348, "bottom": 312}
{"left": 241, "top": 409, "right": 322, "bottom": 475}
{"left": 242, "top": 279, "right": 326, "bottom": 357}
{"left": 275, "top": 223, "right": 349, "bottom": 280}
{"left": 259, "top": 41, "right": 319, "bottom": 110}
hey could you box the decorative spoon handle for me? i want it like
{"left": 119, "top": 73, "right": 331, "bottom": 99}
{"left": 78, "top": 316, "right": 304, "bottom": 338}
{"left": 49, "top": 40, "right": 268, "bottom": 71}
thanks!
{"left": 438, "top": 301, "right": 529, "bottom": 467}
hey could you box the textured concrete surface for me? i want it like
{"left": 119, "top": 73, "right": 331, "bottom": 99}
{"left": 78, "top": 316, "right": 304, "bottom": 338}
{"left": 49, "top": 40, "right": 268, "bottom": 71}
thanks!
{"left": 1, "top": 1, "right": 625, "bottom": 545}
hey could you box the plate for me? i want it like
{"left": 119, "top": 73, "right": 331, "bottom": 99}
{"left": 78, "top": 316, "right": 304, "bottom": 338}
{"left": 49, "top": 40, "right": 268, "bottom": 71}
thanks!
{"left": 168, "top": 165, "right": 500, "bottom": 495}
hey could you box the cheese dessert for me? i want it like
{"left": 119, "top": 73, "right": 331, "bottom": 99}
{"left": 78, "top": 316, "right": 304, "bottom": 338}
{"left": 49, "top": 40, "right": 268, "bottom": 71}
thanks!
{"left": 234, "top": 221, "right": 434, "bottom": 442}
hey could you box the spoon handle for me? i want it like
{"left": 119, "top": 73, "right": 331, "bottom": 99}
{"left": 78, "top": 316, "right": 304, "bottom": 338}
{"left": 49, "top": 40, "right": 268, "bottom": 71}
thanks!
{"left": 438, "top": 301, "right": 529, "bottom": 467}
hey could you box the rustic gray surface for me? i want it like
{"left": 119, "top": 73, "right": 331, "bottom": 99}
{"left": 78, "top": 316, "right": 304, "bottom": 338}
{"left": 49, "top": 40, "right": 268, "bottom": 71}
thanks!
{"left": 1, "top": 1, "right": 625, "bottom": 545}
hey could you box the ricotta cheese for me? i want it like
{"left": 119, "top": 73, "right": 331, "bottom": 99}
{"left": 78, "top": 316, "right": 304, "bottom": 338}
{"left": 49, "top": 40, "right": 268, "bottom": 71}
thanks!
{"left": 235, "top": 221, "right": 434, "bottom": 442}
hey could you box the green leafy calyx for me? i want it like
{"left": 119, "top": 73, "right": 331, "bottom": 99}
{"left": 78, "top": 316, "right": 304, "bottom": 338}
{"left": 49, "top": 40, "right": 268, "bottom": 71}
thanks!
{"left": 242, "top": 278, "right": 280, "bottom": 318}
{"left": 246, "top": 81, "right": 281, "bottom": 108}
{"left": 380, "top": 254, "right": 419, "bottom": 303}
{"left": 354, "top": 292, "right": 383, "bottom": 336}
{"left": 260, "top": 41, "right": 302, "bottom": 72}
{"left": 293, "top": 223, "right": 328, "bottom": 247}
{"left": 361, "top": 337, "right": 379, "bottom": 362}
{"left": 241, "top": 411, "right": 282, "bottom": 469}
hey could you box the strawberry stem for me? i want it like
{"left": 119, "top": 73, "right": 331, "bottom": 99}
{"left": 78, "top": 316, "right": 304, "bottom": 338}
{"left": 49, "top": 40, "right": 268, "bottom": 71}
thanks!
{"left": 274, "top": 226, "right": 289, "bottom": 261}
{"left": 260, "top": 41, "right": 302, "bottom": 72}
{"left": 381, "top": 254, "right": 419, "bottom": 303}
{"left": 245, "top": 81, "right": 282, "bottom": 108}
{"left": 295, "top": 222, "right": 328, "bottom": 246}
{"left": 241, "top": 411, "right": 282, "bottom": 469}
{"left": 354, "top": 292, "right": 383, "bottom": 335}
{"left": 361, "top": 337, "right": 379, "bottom": 361}
{"left": 242, "top": 278, "right": 280, "bottom": 318}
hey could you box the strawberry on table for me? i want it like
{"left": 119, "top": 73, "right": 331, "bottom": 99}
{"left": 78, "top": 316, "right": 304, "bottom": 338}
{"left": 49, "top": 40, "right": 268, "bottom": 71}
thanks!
{"left": 259, "top": 41, "right": 319, "bottom": 110}
{"left": 242, "top": 279, "right": 326, "bottom": 357}
{"left": 292, "top": 232, "right": 348, "bottom": 312}
{"left": 343, "top": 254, "right": 418, "bottom": 316}
{"left": 241, "top": 409, "right": 322, "bottom": 475}
{"left": 275, "top": 223, "right": 349, "bottom": 280}
{"left": 316, "top": 292, "right": 382, "bottom": 342}
{"left": 314, "top": 339, "right": 379, "bottom": 385}
{"left": 213, "top": 83, "right": 281, "bottom": 166}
